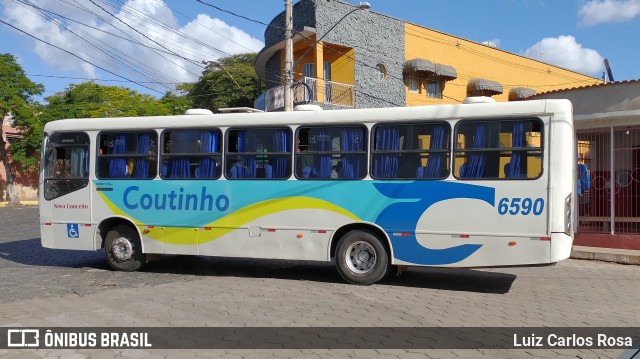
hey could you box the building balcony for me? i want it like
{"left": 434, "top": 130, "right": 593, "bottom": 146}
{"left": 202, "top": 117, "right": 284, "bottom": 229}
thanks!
{"left": 255, "top": 77, "right": 355, "bottom": 112}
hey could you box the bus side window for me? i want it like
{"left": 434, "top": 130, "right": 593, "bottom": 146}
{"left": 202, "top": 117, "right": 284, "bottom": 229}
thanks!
{"left": 161, "top": 129, "right": 221, "bottom": 180}
{"left": 97, "top": 131, "right": 157, "bottom": 179}
{"left": 225, "top": 127, "right": 291, "bottom": 180}
{"left": 454, "top": 119, "right": 542, "bottom": 180}
{"left": 296, "top": 126, "right": 367, "bottom": 180}
{"left": 372, "top": 123, "right": 449, "bottom": 180}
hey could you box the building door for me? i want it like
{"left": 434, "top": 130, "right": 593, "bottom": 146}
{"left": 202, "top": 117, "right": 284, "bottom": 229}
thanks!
{"left": 324, "top": 61, "right": 332, "bottom": 103}
{"left": 302, "top": 63, "right": 316, "bottom": 102}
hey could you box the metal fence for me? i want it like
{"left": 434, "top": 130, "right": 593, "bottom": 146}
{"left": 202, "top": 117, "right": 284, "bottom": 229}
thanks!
{"left": 577, "top": 127, "right": 640, "bottom": 234}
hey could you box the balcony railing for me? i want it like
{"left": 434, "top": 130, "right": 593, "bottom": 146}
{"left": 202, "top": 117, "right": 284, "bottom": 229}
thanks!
{"left": 256, "top": 77, "right": 355, "bottom": 111}
{"left": 302, "top": 77, "right": 354, "bottom": 108}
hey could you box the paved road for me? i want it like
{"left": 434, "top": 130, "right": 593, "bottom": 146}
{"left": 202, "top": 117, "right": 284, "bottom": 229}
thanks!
{"left": 0, "top": 206, "right": 638, "bottom": 358}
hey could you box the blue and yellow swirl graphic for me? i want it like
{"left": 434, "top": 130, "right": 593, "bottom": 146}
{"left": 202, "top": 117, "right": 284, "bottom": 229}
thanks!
{"left": 96, "top": 180, "right": 494, "bottom": 265}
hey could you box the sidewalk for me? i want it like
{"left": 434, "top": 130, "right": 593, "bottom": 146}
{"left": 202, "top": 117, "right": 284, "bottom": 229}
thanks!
{"left": 571, "top": 245, "right": 640, "bottom": 265}
{"left": 0, "top": 200, "right": 37, "bottom": 207}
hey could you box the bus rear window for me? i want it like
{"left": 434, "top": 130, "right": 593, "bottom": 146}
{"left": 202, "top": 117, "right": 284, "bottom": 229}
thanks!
{"left": 43, "top": 132, "right": 90, "bottom": 200}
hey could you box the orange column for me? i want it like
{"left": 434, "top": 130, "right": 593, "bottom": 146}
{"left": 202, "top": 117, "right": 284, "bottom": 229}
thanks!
{"left": 314, "top": 43, "right": 324, "bottom": 103}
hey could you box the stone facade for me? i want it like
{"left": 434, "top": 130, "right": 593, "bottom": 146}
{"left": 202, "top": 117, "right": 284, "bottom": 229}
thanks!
{"left": 261, "top": 0, "right": 405, "bottom": 109}
{"left": 314, "top": 0, "right": 405, "bottom": 108}
{"left": 264, "top": 0, "right": 315, "bottom": 91}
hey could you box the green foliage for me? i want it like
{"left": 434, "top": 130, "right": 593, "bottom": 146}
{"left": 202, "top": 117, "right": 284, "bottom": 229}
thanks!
{"left": 160, "top": 90, "right": 193, "bottom": 115}
{"left": 40, "top": 82, "right": 180, "bottom": 121}
{"left": 185, "top": 53, "right": 262, "bottom": 110}
{"left": 0, "top": 53, "right": 45, "bottom": 171}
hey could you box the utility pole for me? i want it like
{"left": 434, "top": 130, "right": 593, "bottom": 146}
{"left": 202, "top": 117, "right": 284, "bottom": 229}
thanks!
{"left": 284, "top": 0, "right": 294, "bottom": 111}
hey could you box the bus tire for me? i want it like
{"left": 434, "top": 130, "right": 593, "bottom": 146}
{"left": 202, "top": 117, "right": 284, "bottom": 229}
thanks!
{"left": 104, "top": 224, "right": 146, "bottom": 272}
{"left": 335, "top": 230, "right": 390, "bottom": 285}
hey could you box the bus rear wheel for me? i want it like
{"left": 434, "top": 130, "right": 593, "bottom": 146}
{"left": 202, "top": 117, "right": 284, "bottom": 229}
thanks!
{"left": 104, "top": 224, "right": 146, "bottom": 272}
{"left": 336, "top": 230, "right": 390, "bottom": 285}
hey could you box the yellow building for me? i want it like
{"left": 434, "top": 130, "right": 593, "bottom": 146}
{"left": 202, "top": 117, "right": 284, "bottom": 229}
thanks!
{"left": 255, "top": 0, "right": 601, "bottom": 111}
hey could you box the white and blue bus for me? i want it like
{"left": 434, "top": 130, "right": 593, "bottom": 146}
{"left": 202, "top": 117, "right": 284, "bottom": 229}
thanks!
{"left": 39, "top": 98, "right": 575, "bottom": 285}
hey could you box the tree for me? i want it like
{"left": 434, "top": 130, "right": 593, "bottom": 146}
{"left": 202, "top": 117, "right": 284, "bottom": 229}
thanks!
{"left": 182, "top": 53, "right": 262, "bottom": 111}
{"left": 160, "top": 90, "right": 193, "bottom": 115}
{"left": 0, "top": 54, "right": 44, "bottom": 205}
{"left": 40, "top": 82, "right": 180, "bottom": 121}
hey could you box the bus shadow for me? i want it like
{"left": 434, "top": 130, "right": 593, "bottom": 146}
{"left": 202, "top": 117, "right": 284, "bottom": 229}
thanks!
{"left": 380, "top": 267, "right": 516, "bottom": 294}
{"left": 0, "top": 238, "right": 108, "bottom": 269}
{"left": 145, "top": 255, "right": 516, "bottom": 294}
{"left": 0, "top": 238, "right": 515, "bottom": 294}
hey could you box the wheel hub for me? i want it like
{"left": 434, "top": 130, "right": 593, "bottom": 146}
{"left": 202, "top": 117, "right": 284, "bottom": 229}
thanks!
{"left": 346, "top": 241, "right": 377, "bottom": 274}
{"left": 358, "top": 251, "right": 370, "bottom": 262}
{"left": 111, "top": 237, "right": 133, "bottom": 262}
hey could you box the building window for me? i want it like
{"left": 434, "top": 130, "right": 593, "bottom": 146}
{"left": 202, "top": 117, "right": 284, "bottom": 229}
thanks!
{"left": 407, "top": 76, "right": 419, "bottom": 93}
{"left": 426, "top": 76, "right": 443, "bottom": 98}
{"left": 303, "top": 63, "right": 315, "bottom": 79}
{"left": 375, "top": 64, "right": 386, "bottom": 81}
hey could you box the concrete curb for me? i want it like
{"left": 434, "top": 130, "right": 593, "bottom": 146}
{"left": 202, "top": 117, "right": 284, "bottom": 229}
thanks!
{"left": 571, "top": 245, "right": 640, "bottom": 265}
{"left": 0, "top": 201, "right": 38, "bottom": 207}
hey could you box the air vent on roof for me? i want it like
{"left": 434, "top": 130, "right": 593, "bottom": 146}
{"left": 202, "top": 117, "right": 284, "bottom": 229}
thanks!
{"left": 184, "top": 109, "right": 214, "bottom": 115}
{"left": 294, "top": 104, "right": 323, "bottom": 111}
{"left": 462, "top": 96, "right": 496, "bottom": 104}
{"left": 216, "top": 107, "right": 263, "bottom": 113}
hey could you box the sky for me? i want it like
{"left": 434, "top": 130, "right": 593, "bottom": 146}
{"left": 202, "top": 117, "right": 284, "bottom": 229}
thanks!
{"left": 1, "top": 0, "right": 639, "bottom": 102}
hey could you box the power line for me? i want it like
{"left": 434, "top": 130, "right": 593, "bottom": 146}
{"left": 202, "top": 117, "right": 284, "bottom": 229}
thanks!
{"left": 99, "top": 0, "right": 253, "bottom": 101}
{"left": 86, "top": 0, "right": 202, "bottom": 67}
{"left": 26, "top": 74, "right": 185, "bottom": 84}
{"left": 17, "top": 0, "right": 196, "bottom": 87}
{"left": 17, "top": 0, "right": 176, "bottom": 92}
{"left": 0, "top": 18, "right": 164, "bottom": 94}
{"left": 9, "top": 0, "right": 255, "bottom": 100}
{"left": 107, "top": 0, "right": 234, "bottom": 59}
{"left": 195, "top": 0, "right": 271, "bottom": 27}
{"left": 156, "top": 0, "right": 258, "bottom": 53}
{"left": 404, "top": 26, "right": 599, "bottom": 84}
{"left": 16, "top": 1, "right": 199, "bottom": 61}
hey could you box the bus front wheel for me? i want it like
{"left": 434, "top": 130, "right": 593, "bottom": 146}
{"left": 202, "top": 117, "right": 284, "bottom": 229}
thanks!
{"left": 336, "top": 230, "right": 390, "bottom": 285}
{"left": 104, "top": 224, "right": 146, "bottom": 272}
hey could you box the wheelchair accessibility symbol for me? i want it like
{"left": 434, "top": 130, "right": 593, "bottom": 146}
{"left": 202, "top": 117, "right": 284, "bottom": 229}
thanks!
{"left": 67, "top": 224, "right": 79, "bottom": 238}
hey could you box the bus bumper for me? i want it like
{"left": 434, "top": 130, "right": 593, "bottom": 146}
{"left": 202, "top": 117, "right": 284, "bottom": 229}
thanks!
{"left": 550, "top": 232, "right": 574, "bottom": 262}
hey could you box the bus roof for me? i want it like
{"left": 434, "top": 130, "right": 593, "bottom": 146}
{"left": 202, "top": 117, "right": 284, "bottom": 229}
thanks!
{"left": 43, "top": 99, "right": 571, "bottom": 133}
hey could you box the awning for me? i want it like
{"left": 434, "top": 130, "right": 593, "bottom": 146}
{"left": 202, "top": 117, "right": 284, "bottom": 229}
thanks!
{"left": 467, "top": 78, "right": 503, "bottom": 95}
{"left": 508, "top": 87, "right": 537, "bottom": 101}
{"left": 403, "top": 58, "right": 435, "bottom": 74}
{"left": 434, "top": 63, "right": 457, "bottom": 80}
